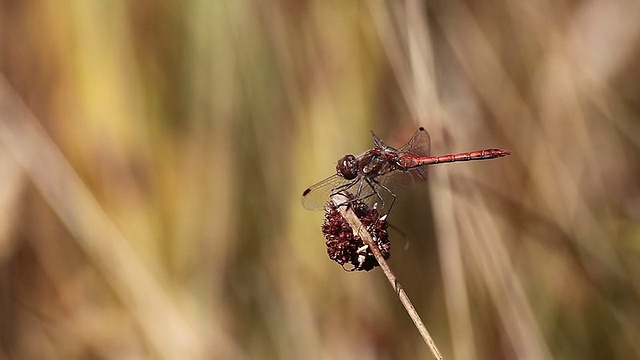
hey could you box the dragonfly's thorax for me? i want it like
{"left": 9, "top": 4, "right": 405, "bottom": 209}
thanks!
{"left": 336, "top": 147, "right": 401, "bottom": 180}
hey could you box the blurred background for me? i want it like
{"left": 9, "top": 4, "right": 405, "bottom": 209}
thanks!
{"left": 0, "top": 0, "right": 639, "bottom": 359}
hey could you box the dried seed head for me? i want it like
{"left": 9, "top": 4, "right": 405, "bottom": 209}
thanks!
{"left": 321, "top": 192, "right": 390, "bottom": 271}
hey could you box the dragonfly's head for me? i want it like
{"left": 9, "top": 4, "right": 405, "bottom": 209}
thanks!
{"left": 336, "top": 154, "right": 358, "bottom": 180}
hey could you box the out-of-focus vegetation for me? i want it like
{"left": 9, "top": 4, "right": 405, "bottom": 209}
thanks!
{"left": 0, "top": 0, "right": 639, "bottom": 359}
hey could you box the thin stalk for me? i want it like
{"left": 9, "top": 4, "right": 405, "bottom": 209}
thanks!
{"left": 331, "top": 194, "right": 444, "bottom": 360}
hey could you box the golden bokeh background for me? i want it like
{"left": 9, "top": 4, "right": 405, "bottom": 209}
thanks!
{"left": 1, "top": 1, "right": 639, "bottom": 359}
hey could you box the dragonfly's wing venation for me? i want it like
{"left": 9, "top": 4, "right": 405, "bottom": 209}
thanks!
{"left": 370, "top": 130, "right": 385, "bottom": 149}
{"left": 397, "top": 127, "right": 430, "bottom": 181}
{"left": 301, "top": 174, "right": 354, "bottom": 210}
{"left": 398, "top": 127, "right": 431, "bottom": 157}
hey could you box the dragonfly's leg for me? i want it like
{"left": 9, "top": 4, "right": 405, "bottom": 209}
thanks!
{"left": 345, "top": 179, "right": 378, "bottom": 208}
{"left": 369, "top": 178, "right": 397, "bottom": 215}
{"left": 331, "top": 179, "right": 358, "bottom": 195}
{"left": 344, "top": 177, "right": 381, "bottom": 206}
{"left": 330, "top": 178, "right": 382, "bottom": 213}
{"left": 364, "top": 178, "right": 387, "bottom": 210}
{"left": 355, "top": 189, "right": 378, "bottom": 204}
{"left": 329, "top": 179, "right": 360, "bottom": 208}
{"left": 354, "top": 178, "right": 366, "bottom": 199}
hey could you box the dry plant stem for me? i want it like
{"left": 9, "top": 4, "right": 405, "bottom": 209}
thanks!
{"left": 331, "top": 194, "right": 444, "bottom": 360}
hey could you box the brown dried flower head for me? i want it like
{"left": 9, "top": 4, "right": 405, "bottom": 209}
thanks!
{"left": 321, "top": 193, "right": 390, "bottom": 271}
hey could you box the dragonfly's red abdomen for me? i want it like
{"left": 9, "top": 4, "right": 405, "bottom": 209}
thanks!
{"left": 398, "top": 148, "right": 511, "bottom": 168}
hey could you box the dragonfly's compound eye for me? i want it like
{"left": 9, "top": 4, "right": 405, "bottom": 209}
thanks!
{"left": 336, "top": 154, "right": 358, "bottom": 180}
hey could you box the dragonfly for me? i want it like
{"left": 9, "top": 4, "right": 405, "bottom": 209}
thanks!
{"left": 302, "top": 127, "right": 511, "bottom": 214}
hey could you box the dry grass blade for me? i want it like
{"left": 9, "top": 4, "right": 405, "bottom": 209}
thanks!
{"left": 331, "top": 193, "right": 444, "bottom": 360}
{"left": 0, "top": 75, "right": 247, "bottom": 360}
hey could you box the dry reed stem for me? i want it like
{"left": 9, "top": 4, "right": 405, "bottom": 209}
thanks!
{"left": 0, "top": 76, "right": 247, "bottom": 360}
{"left": 331, "top": 193, "right": 444, "bottom": 360}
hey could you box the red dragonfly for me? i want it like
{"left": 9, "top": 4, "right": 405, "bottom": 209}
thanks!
{"left": 302, "top": 127, "right": 510, "bottom": 213}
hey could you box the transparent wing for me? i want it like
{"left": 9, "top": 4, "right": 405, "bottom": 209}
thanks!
{"left": 397, "top": 127, "right": 431, "bottom": 181}
{"left": 398, "top": 127, "right": 431, "bottom": 156}
{"left": 301, "top": 174, "right": 353, "bottom": 210}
